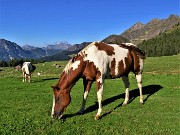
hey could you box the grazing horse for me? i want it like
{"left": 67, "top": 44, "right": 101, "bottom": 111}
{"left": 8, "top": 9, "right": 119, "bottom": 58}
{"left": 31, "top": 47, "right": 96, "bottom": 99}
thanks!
{"left": 22, "top": 62, "right": 36, "bottom": 82}
{"left": 51, "top": 42, "right": 146, "bottom": 120}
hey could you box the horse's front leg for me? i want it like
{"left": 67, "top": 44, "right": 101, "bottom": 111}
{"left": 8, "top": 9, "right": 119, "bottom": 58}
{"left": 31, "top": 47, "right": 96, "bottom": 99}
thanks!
{"left": 78, "top": 78, "right": 93, "bottom": 114}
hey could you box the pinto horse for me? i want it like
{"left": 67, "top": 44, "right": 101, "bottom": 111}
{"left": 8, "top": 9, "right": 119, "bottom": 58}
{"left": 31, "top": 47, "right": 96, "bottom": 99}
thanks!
{"left": 51, "top": 42, "right": 146, "bottom": 120}
{"left": 22, "top": 62, "right": 36, "bottom": 82}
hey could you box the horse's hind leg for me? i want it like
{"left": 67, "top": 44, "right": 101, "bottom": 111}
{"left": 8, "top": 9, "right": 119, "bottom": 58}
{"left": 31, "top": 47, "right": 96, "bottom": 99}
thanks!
{"left": 136, "top": 74, "right": 144, "bottom": 104}
{"left": 95, "top": 76, "right": 105, "bottom": 120}
{"left": 122, "top": 75, "right": 130, "bottom": 105}
{"left": 22, "top": 73, "right": 25, "bottom": 82}
{"left": 25, "top": 74, "right": 27, "bottom": 82}
{"left": 78, "top": 78, "right": 93, "bottom": 114}
{"left": 28, "top": 75, "right": 31, "bottom": 83}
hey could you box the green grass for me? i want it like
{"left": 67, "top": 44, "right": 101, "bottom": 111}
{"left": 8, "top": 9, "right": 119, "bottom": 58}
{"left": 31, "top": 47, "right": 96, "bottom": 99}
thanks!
{"left": 0, "top": 55, "right": 179, "bottom": 135}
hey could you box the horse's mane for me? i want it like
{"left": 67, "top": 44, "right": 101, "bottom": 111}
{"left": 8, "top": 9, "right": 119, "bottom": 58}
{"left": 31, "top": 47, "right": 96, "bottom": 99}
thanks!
{"left": 63, "top": 42, "right": 97, "bottom": 74}
{"left": 78, "top": 42, "right": 96, "bottom": 56}
{"left": 120, "top": 43, "right": 146, "bottom": 59}
{"left": 63, "top": 58, "right": 74, "bottom": 74}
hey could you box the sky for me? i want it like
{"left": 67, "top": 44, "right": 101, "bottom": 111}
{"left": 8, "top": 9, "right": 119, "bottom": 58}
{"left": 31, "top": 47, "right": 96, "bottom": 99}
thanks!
{"left": 0, "top": 0, "right": 179, "bottom": 47}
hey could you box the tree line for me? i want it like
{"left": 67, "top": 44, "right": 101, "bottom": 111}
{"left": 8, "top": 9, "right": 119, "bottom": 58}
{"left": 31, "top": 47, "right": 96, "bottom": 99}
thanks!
{"left": 0, "top": 58, "right": 45, "bottom": 67}
{"left": 138, "top": 25, "right": 180, "bottom": 57}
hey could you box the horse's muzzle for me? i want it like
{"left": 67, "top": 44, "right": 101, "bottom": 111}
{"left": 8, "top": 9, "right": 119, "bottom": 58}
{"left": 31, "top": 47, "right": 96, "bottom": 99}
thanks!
{"left": 52, "top": 111, "right": 63, "bottom": 119}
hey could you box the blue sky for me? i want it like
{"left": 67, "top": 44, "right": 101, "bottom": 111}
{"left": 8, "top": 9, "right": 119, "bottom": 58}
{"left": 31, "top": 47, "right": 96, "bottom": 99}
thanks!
{"left": 0, "top": 0, "right": 179, "bottom": 47}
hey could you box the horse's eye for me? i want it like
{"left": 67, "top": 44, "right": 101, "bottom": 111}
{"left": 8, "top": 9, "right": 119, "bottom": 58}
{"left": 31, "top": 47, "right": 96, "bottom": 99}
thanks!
{"left": 55, "top": 97, "right": 60, "bottom": 102}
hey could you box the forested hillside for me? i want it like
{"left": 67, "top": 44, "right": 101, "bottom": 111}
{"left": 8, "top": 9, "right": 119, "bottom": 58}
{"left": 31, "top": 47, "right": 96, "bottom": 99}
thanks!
{"left": 138, "top": 25, "right": 180, "bottom": 57}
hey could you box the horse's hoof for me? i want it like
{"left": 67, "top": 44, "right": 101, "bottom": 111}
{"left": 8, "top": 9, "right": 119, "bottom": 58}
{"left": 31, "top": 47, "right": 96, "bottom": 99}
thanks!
{"left": 95, "top": 115, "right": 101, "bottom": 120}
{"left": 122, "top": 101, "right": 128, "bottom": 106}
{"left": 122, "top": 103, "right": 128, "bottom": 106}
{"left": 77, "top": 111, "right": 83, "bottom": 115}
{"left": 140, "top": 102, "right": 144, "bottom": 105}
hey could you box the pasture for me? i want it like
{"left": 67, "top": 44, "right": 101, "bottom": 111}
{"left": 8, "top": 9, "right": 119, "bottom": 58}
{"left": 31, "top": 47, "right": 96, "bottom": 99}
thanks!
{"left": 0, "top": 55, "right": 179, "bottom": 135}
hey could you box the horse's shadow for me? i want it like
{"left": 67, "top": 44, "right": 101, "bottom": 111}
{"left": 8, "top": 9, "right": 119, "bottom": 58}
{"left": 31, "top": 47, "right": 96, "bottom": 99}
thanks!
{"left": 62, "top": 84, "right": 163, "bottom": 119}
{"left": 32, "top": 77, "right": 59, "bottom": 83}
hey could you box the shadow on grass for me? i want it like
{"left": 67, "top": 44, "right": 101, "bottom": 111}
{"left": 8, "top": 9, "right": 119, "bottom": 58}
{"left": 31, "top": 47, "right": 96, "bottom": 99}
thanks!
{"left": 62, "top": 84, "right": 163, "bottom": 119}
{"left": 32, "top": 77, "right": 59, "bottom": 83}
{"left": 42, "top": 78, "right": 59, "bottom": 81}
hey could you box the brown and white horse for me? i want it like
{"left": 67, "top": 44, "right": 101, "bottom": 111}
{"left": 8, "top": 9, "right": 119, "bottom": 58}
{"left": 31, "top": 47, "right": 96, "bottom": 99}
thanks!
{"left": 22, "top": 62, "right": 36, "bottom": 82}
{"left": 51, "top": 42, "right": 146, "bottom": 120}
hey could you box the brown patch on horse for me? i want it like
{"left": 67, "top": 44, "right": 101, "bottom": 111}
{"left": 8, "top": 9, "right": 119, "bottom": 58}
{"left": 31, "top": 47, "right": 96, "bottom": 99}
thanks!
{"left": 96, "top": 80, "right": 101, "bottom": 91}
{"left": 83, "top": 61, "right": 98, "bottom": 81}
{"left": 130, "top": 51, "right": 141, "bottom": 74}
{"left": 94, "top": 42, "right": 115, "bottom": 56}
{"left": 22, "top": 68, "right": 26, "bottom": 74}
{"left": 96, "top": 70, "right": 102, "bottom": 91}
{"left": 123, "top": 53, "right": 134, "bottom": 75}
{"left": 110, "top": 58, "right": 116, "bottom": 78}
{"left": 117, "top": 60, "right": 125, "bottom": 76}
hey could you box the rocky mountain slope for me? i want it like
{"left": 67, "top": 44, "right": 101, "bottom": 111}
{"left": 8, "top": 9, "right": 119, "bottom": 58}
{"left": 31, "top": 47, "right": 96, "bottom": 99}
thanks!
{"left": 120, "top": 14, "right": 180, "bottom": 44}
{"left": 0, "top": 39, "right": 35, "bottom": 61}
{"left": 101, "top": 34, "right": 129, "bottom": 44}
{"left": 39, "top": 42, "right": 91, "bottom": 61}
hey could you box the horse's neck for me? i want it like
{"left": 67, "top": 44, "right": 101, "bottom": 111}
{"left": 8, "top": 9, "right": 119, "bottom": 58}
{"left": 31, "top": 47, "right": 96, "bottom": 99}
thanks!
{"left": 57, "top": 70, "right": 82, "bottom": 91}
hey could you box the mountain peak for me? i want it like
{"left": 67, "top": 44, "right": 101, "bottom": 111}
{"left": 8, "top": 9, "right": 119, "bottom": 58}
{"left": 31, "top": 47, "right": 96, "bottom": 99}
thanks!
{"left": 22, "top": 44, "right": 38, "bottom": 50}
{"left": 130, "top": 22, "right": 145, "bottom": 31}
{"left": 43, "top": 42, "right": 71, "bottom": 50}
{"left": 168, "top": 14, "right": 180, "bottom": 21}
{"left": 120, "top": 22, "right": 145, "bottom": 36}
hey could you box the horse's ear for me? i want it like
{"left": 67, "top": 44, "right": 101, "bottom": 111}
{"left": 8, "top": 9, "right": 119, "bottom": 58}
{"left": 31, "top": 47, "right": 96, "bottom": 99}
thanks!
{"left": 51, "top": 86, "right": 55, "bottom": 89}
{"left": 51, "top": 86, "right": 60, "bottom": 90}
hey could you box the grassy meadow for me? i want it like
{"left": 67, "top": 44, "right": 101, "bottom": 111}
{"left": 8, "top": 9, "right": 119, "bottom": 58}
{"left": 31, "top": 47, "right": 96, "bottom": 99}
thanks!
{"left": 0, "top": 55, "right": 179, "bottom": 135}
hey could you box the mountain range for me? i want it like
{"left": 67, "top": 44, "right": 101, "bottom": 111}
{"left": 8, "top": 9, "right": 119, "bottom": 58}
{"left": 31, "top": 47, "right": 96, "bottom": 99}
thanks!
{"left": 0, "top": 40, "right": 72, "bottom": 61}
{"left": 121, "top": 14, "right": 180, "bottom": 44}
{"left": 0, "top": 14, "right": 179, "bottom": 61}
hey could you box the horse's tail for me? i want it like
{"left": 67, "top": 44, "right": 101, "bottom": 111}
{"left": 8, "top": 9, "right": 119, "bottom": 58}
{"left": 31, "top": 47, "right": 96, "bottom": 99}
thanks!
{"left": 28, "top": 63, "right": 36, "bottom": 73}
{"left": 32, "top": 64, "right": 36, "bottom": 71}
{"left": 134, "top": 48, "right": 146, "bottom": 59}
{"left": 120, "top": 43, "right": 146, "bottom": 59}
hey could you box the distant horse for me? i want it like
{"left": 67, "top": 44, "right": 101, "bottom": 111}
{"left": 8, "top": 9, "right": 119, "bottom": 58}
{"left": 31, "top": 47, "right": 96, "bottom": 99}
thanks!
{"left": 51, "top": 42, "right": 146, "bottom": 120}
{"left": 22, "top": 62, "right": 36, "bottom": 82}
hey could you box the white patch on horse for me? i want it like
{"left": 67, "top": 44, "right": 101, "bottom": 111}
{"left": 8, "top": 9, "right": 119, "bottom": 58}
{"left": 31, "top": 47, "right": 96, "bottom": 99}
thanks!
{"left": 63, "top": 60, "right": 73, "bottom": 73}
{"left": 122, "top": 43, "right": 136, "bottom": 46}
{"left": 139, "top": 58, "right": 144, "bottom": 74}
{"left": 72, "top": 60, "right": 80, "bottom": 70}
{"left": 96, "top": 82, "right": 103, "bottom": 117}
{"left": 23, "top": 62, "right": 31, "bottom": 74}
{"left": 84, "top": 91, "right": 89, "bottom": 99}
{"left": 83, "top": 42, "right": 109, "bottom": 74}
{"left": 81, "top": 42, "right": 129, "bottom": 77}
{"left": 64, "top": 60, "right": 81, "bottom": 73}
{"left": 51, "top": 95, "right": 55, "bottom": 117}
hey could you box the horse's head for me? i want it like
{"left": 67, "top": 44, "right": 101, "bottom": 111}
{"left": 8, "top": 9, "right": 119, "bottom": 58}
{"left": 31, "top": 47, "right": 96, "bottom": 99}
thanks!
{"left": 51, "top": 86, "right": 71, "bottom": 119}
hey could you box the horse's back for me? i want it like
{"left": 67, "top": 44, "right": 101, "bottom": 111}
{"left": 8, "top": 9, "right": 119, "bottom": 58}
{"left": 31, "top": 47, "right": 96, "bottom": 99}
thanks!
{"left": 82, "top": 42, "right": 145, "bottom": 77}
